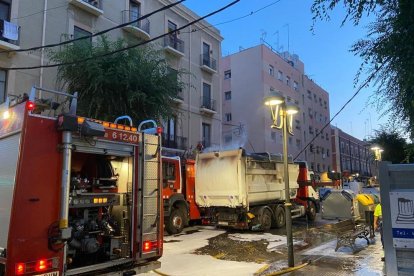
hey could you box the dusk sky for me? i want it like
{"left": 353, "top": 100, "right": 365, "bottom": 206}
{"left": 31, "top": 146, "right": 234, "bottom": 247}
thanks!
{"left": 184, "top": 0, "right": 389, "bottom": 141}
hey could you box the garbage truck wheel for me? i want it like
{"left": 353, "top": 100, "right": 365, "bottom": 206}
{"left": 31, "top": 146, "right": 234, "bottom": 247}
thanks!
{"left": 260, "top": 208, "right": 272, "bottom": 231}
{"left": 274, "top": 206, "right": 286, "bottom": 228}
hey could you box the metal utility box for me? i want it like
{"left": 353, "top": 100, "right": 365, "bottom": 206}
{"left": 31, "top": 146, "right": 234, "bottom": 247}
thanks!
{"left": 321, "top": 189, "right": 360, "bottom": 220}
{"left": 379, "top": 162, "right": 414, "bottom": 276}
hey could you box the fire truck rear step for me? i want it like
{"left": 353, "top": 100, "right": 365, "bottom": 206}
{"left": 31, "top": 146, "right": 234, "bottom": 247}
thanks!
{"left": 66, "top": 258, "right": 133, "bottom": 275}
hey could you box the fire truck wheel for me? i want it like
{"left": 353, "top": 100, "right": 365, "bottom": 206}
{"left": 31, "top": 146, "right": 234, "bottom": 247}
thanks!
{"left": 306, "top": 201, "right": 317, "bottom": 221}
{"left": 260, "top": 209, "right": 272, "bottom": 231}
{"left": 274, "top": 206, "right": 286, "bottom": 228}
{"left": 166, "top": 208, "right": 185, "bottom": 234}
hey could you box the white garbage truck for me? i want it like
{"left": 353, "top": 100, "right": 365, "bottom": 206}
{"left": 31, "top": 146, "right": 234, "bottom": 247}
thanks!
{"left": 195, "top": 149, "right": 317, "bottom": 230}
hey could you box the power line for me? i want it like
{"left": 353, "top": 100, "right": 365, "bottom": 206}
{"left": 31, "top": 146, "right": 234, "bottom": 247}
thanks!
{"left": 182, "top": 0, "right": 282, "bottom": 34}
{"left": 293, "top": 63, "right": 387, "bottom": 161}
{"left": 0, "top": 0, "right": 185, "bottom": 54}
{"left": 5, "top": 0, "right": 240, "bottom": 71}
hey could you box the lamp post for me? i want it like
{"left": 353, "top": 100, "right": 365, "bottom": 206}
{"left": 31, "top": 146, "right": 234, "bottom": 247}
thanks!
{"left": 370, "top": 145, "right": 383, "bottom": 185}
{"left": 264, "top": 91, "right": 299, "bottom": 267}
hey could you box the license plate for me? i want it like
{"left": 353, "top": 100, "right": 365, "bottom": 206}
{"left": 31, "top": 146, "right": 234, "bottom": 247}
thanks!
{"left": 34, "top": 272, "right": 59, "bottom": 276}
{"left": 218, "top": 221, "right": 229, "bottom": 226}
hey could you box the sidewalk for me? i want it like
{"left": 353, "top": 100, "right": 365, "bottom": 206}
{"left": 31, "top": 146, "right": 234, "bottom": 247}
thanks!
{"left": 285, "top": 236, "right": 385, "bottom": 275}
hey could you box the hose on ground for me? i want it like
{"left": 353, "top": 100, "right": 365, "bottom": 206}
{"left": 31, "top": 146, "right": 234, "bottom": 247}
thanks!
{"left": 257, "top": 262, "right": 310, "bottom": 276}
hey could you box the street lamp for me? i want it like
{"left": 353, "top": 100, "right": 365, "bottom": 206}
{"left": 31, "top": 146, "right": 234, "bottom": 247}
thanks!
{"left": 264, "top": 91, "right": 299, "bottom": 267}
{"left": 370, "top": 145, "right": 383, "bottom": 185}
{"left": 371, "top": 145, "right": 384, "bottom": 161}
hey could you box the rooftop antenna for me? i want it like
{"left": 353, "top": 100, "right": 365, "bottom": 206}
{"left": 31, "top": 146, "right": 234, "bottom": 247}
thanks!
{"left": 283, "top": 23, "right": 290, "bottom": 52}
{"left": 273, "top": 30, "right": 280, "bottom": 52}
{"left": 260, "top": 29, "right": 267, "bottom": 43}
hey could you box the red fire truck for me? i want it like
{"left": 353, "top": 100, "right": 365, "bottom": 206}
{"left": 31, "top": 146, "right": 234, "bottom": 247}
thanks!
{"left": 0, "top": 87, "right": 163, "bottom": 276}
{"left": 162, "top": 156, "right": 203, "bottom": 234}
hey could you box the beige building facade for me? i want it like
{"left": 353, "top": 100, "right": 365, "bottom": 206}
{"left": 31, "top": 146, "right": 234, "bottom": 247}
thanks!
{"left": 222, "top": 44, "right": 331, "bottom": 172}
{"left": 0, "top": 0, "right": 222, "bottom": 152}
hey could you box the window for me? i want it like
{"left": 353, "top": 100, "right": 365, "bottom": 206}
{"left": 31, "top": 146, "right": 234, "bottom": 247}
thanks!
{"left": 296, "top": 139, "right": 301, "bottom": 149}
{"left": 319, "top": 97, "right": 322, "bottom": 106}
{"left": 0, "top": 70, "right": 6, "bottom": 104}
{"left": 326, "top": 133, "right": 329, "bottom": 140}
{"left": 74, "top": 26, "right": 92, "bottom": 43}
{"left": 270, "top": 86, "right": 275, "bottom": 92}
{"left": 268, "top": 65, "right": 274, "bottom": 76}
{"left": 0, "top": 1, "right": 10, "bottom": 21}
{"left": 168, "top": 20, "right": 178, "bottom": 34}
{"left": 225, "top": 113, "right": 232, "bottom": 122}
{"left": 277, "top": 70, "right": 283, "bottom": 80}
{"left": 162, "top": 162, "right": 176, "bottom": 183}
{"left": 287, "top": 96, "right": 292, "bottom": 102}
{"left": 310, "top": 144, "right": 314, "bottom": 153}
{"left": 202, "top": 82, "right": 211, "bottom": 108}
{"left": 224, "top": 70, "right": 231, "bottom": 79}
{"left": 307, "top": 90, "right": 312, "bottom": 99}
{"left": 202, "top": 123, "right": 211, "bottom": 147}
{"left": 314, "top": 93, "right": 317, "bottom": 102}
{"left": 271, "top": 131, "right": 276, "bottom": 141}
{"left": 324, "top": 100, "right": 327, "bottom": 109}
{"left": 202, "top": 42, "right": 211, "bottom": 66}
{"left": 286, "top": 76, "right": 291, "bottom": 86}
{"left": 289, "top": 137, "right": 292, "bottom": 145}
{"left": 309, "top": 126, "right": 314, "bottom": 134}
{"left": 293, "top": 81, "right": 298, "bottom": 91}
{"left": 162, "top": 117, "right": 176, "bottom": 148}
{"left": 129, "top": 0, "right": 141, "bottom": 24}
{"left": 224, "top": 135, "right": 232, "bottom": 143}
{"left": 224, "top": 91, "right": 231, "bottom": 100}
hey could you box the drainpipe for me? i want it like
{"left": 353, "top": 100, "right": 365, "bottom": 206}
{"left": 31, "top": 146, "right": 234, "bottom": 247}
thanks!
{"left": 187, "top": 23, "right": 191, "bottom": 150}
{"left": 39, "top": 0, "right": 48, "bottom": 96}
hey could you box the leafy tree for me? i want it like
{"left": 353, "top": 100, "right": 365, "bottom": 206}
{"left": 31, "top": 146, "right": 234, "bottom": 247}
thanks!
{"left": 369, "top": 128, "right": 409, "bottom": 163}
{"left": 49, "top": 36, "right": 184, "bottom": 123}
{"left": 311, "top": 0, "right": 414, "bottom": 136}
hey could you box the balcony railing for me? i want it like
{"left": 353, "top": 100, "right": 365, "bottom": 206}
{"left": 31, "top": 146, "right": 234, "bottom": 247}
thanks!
{"left": 164, "top": 36, "right": 184, "bottom": 54}
{"left": 69, "top": 0, "right": 103, "bottom": 16}
{"left": 200, "top": 54, "right": 217, "bottom": 72}
{"left": 162, "top": 134, "right": 187, "bottom": 150}
{"left": 82, "top": 0, "right": 102, "bottom": 9}
{"left": 0, "top": 19, "right": 20, "bottom": 49}
{"left": 122, "top": 10, "right": 150, "bottom": 38}
{"left": 200, "top": 96, "right": 216, "bottom": 111}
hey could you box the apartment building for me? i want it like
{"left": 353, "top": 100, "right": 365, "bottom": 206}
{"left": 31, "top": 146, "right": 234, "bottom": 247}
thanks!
{"left": 331, "top": 126, "right": 372, "bottom": 177}
{"left": 0, "top": 0, "right": 222, "bottom": 152}
{"left": 222, "top": 44, "right": 331, "bottom": 172}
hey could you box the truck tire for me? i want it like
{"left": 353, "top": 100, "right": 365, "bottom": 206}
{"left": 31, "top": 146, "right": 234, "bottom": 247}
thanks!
{"left": 274, "top": 206, "right": 286, "bottom": 228}
{"left": 260, "top": 208, "right": 272, "bottom": 231}
{"left": 306, "top": 201, "right": 317, "bottom": 221}
{"left": 165, "top": 208, "right": 185, "bottom": 234}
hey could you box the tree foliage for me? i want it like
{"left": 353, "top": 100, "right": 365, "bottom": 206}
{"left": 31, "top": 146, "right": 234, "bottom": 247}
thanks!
{"left": 49, "top": 36, "right": 184, "bottom": 123}
{"left": 369, "top": 128, "right": 408, "bottom": 163}
{"left": 312, "top": 0, "right": 414, "bottom": 136}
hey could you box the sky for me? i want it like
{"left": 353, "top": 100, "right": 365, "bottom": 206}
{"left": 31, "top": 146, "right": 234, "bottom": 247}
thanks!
{"left": 183, "top": 0, "right": 389, "bottom": 141}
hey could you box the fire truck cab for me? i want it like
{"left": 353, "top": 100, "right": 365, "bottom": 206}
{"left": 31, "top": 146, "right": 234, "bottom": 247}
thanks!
{"left": 162, "top": 156, "right": 201, "bottom": 234}
{"left": 0, "top": 87, "right": 163, "bottom": 276}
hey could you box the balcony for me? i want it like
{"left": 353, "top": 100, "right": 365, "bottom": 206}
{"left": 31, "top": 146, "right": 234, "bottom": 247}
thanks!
{"left": 0, "top": 20, "right": 20, "bottom": 50}
{"left": 162, "top": 134, "right": 188, "bottom": 150}
{"left": 172, "top": 89, "right": 184, "bottom": 104}
{"left": 200, "top": 96, "right": 216, "bottom": 115}
{"left": 121, "top": 10, "right": 150, "bottom": 40}
{"left": 69, "top": 0, "right": 103, "bottom": 16}
{"left": 164, "top": 36, "right": 184, "bottom": 57}
{"left": 200, "top": 54, "right": 217, "bottom": 73}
